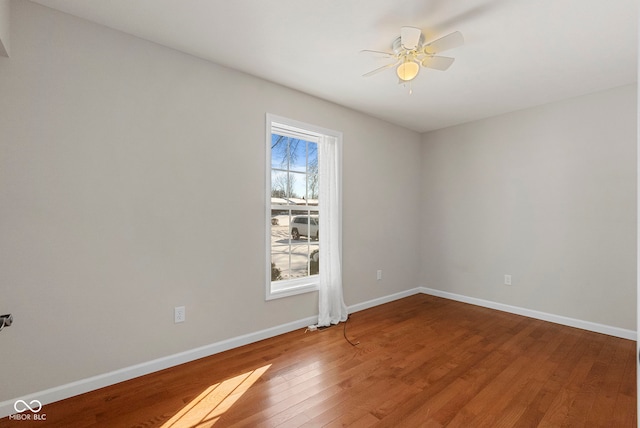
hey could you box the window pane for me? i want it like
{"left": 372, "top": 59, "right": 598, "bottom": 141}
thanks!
{"left": 307, "top": 172, "right": 319, "bottom": 201}
{"left": 307, "top": 142, "right": 318, "bottom": 201}
{"left": 271, "top": 244, "right": 289, "bottom": 281}
{"left": 308, "top": 142, "right": 318, "bottom": 166}
{"left": 289, "top": 139, "right": 308, "bottom": 173}
{"left": 289, "top": 171, "right": 306, "bottom": 200}
{"left": 271, "top": 134, "right": 289, "bottom": 170}
{"left": 309, "top": 248, "right": 319, "bottom": 276}
{"left": 271, "top": 210, "right": 290, "bottom": 281}
{"left": 289, "top": 240, "right": 311, "bottom": 279}
{"left": 290, "top": 209, "right": 309, "bottom": 240}
{"left": 271, "top": 170, "right": 288, "bottom": 199}
{"left": 287, "top": 209, "right": 319, "bottom": 278}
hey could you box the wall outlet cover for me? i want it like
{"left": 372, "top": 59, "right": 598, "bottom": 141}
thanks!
{"left": 174, "top": 306, "right": 186, "bottom": 323}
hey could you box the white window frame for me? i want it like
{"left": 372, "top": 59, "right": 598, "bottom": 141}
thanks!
{"left": 265, "top": 113, "right": 341, "bottom": 300}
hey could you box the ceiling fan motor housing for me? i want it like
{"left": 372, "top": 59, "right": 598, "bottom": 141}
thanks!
{"left": 393, "top": 34, "right": 425, "bottom": 55}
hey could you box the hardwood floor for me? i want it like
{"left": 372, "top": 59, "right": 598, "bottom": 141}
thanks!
{"left": 1, "top": 294, "right": 636, "bottom": 427}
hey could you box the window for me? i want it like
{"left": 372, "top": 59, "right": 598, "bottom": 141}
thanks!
{"left": 266, "top": 114, "right": 340, "bottom": 300}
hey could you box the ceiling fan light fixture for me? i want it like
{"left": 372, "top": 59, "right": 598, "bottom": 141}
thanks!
{"left": 362, "top": 28, "right": 464, "bottom": 90}
{"left": 396, "top": 60, "right": 419, "bottom": 81}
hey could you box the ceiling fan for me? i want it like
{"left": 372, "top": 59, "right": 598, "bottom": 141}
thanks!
{"left": 362, "top": 27, "right": 464, "bottom": 84}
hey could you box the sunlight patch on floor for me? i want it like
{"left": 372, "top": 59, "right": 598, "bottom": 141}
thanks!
{"left": 161, "top": 364, "right": 271, "bottom": 427}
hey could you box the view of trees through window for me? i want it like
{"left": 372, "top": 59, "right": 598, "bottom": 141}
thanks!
{"left": 270, "top": 130, "right": 319, "bottom": 286}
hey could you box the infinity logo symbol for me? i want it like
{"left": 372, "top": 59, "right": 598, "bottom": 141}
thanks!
{"left": 13, "top": 399, "right": 42, "bottom": 413}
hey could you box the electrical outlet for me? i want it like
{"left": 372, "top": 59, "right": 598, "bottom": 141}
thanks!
{"left": 174, "top": 306, "right": 185, "bottom": 323}
{"left": 377, "top": 270, "right": 382, "bottom": 281}
{"left": 504, "top": 275, "right": 512, "bottom": 286}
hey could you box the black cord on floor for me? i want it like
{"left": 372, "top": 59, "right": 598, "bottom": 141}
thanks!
{"left": 343, "top": 315, "right": 360, "bottom": 347}
{"left": 305, "top": 316, "right": 359, "bottom": 346}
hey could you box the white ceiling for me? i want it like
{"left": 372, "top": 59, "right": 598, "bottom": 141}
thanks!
{"left": 31, "top": 0, "right": 638, "bottom": 133}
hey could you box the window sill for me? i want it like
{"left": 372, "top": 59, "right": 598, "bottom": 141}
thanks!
{"left": 267, "top": 279, "right": 319, "bottom": 300}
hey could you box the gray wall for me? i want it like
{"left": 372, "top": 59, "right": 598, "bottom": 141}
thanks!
{"left": 0, "top": 1, "right": 421, "bottom": 400}
{"left": 420, "top": 84, "right": 637, "bottom": 330}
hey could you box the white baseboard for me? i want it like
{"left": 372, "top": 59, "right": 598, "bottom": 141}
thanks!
{"left": 348, "top": 288, "right": 422, "bottom": 314}
{"left": 2, "top": 286, "right": 634, "bottom": 418}
{"left": 0, "top": 314, "right": 318, "bottom": 419}
{"left": 419, "top": 287, "right": 637, "bottom": 341}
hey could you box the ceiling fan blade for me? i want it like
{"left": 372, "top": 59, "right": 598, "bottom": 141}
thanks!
{"left": 423, "top": 31, "right": 464, "bottom": 54}
{"left": 359, "top": 49, "right": 395, "bottom": 58}
{"left": 421, "top": 55, "right": 455, "bottom": 71}
{"left": 363, "top": 61, "right": 399, "bottom": 77}
{"left": 400, "top": 26, "right": 422, "bottom": 50}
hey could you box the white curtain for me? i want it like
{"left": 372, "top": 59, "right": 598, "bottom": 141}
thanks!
{"left": 317, "top": 134, "right": 348, "bottom": 326}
